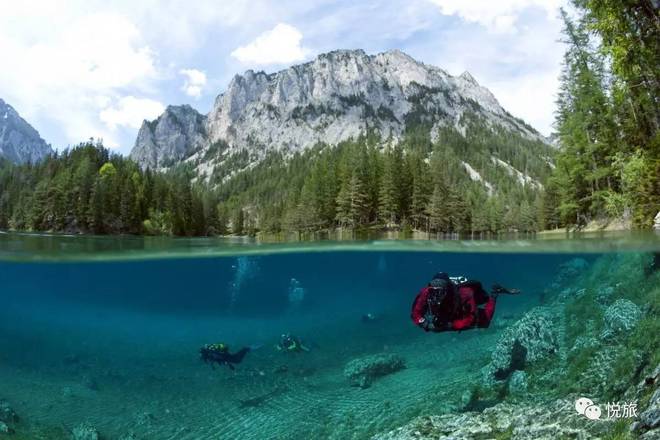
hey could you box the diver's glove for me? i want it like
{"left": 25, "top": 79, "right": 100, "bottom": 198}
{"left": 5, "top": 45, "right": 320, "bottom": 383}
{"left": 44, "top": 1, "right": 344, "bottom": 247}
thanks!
{"left": 418, "top": 317, "right": 435, "bottom": 332}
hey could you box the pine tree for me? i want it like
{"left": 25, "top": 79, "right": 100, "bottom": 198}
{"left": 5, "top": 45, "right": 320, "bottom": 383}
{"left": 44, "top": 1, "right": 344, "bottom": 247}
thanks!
{"left": 335, "top": 174, "right": 352, "bottom": 228}
{"left": 378, "top": 149, "right": 398, "bottom": 227}
{"left": 427, "top": 183, "right": 450, "bottom": 233}
{"left": 348, "top": 173, "right": 369, "bottom": 228}
{"left": 232, "top": 208, "right": 245, "bottom": 235}
{"left": 87, "top": 178, "right": 104, "bottom": 234}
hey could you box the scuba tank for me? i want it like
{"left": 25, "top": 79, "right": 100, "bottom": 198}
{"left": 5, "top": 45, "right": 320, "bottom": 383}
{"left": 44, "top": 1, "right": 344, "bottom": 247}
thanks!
{"left": 449, "top": 275, "right": 468, "bottom": 284}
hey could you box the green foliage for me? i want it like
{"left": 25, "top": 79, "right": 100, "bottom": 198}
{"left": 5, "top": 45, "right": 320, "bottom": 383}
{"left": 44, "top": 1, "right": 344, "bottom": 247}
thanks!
{"left": 494, "top": 426, "right": 514, "bottom": 440}
{"left": 558, "top": 253, "right": 660, "bottom": 401}
{"left": 560, "top": 345, "right": 600, "bottom": 394}
{"left": 547, "top": 2, "right": 660, "bottom": 229}
{"left": 0, "top": 103, "right": 557, "bottom": 237}
{"left": 564, "top": 290, "right": 603, "bottom": 348}
{"left": 207, "top": 106, "right": 553, "bottom": 234}
{"left": 0, "top": 141, "right": 223, "bottom": 236}
{"left": 603, "top": 419, "right": 634, "bottom": 440}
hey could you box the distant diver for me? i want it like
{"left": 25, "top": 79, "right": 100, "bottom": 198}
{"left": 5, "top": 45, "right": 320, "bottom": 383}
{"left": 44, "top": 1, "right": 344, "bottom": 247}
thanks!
{"left": 275, "top": 333, "right": 310, "bottom": 353}
{"left": 411, "top": 272, "right": 519, "bottom": 332}
{"left": 200, "top": 343, "right": 251, "bottom": 370}
{"left": 361, "top": 312, "right": 377, "bottom": 323}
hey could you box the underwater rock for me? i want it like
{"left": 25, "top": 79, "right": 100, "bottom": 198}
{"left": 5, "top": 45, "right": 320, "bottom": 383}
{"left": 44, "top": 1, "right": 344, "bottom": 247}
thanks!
{"left": 71, "top": 423, "right": 99, "bottom": 440}
{"left": 600, "top": 299, "right": 641, "bottom": 339}
{"left": 640, "top": 388, "right": 660, "bottom": 429}
{"left": 508, "top": 371, "right": 528, "bottom": 397}
{"left": 482, "top": 307, "right": 559, "bottom": 386}
{"left": 0, "top": 400, "right": 18, "bottom": 424}
{"left": 634, "top": 364, "right": 660, "bottom": 437}
{"left": 0, "top": 400, "right": 17, "bottom": 435}
{"left": 344, "top": 353, "right": 405, "bottom": 389}
{"left": 0, "top": 420, "right": 10, "bottom": 434}
{"left": 373, "top": 399, "right": 610, "bottom": 439}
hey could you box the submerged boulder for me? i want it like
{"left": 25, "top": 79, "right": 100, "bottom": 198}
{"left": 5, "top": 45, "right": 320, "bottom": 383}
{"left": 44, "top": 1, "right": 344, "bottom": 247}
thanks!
{"left": 344, "top": 353, "right": 405, "bottom": 388}
{"left": 0, "top": 399, "right": 18, "bottom": 424}
{"left": 633, "top": 363, "right": 660, "bottom": 437}
{"left": 508, "top": 370, "right": 529, "bottom": 397}
{"left": 483, "top": 307, "right": 559, "bottom": 386}
{"left": 640, "top": 388, "right": 660, "bottom": 430}
{"left": 373, "top": 399, "right": 611, "bottom": 440}
{"left": 600, "top": 299, "right": 641, "bottom": 339}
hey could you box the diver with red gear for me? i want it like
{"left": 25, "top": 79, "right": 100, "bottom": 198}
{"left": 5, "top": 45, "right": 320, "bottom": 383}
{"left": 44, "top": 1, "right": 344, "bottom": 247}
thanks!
{"left": 411, "top": 272, "right": 519, "bottom": 332}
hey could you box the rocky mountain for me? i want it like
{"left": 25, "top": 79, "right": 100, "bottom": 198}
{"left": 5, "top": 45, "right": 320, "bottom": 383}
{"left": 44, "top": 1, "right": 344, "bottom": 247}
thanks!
{"left": 0, "top": 99, "right": 52, "bottom": 164}
{"left": 130, "top": 49, "right": 547, "bottom": 178}
{"left": 131, "top": 104, "right": 207, "bottom": 169}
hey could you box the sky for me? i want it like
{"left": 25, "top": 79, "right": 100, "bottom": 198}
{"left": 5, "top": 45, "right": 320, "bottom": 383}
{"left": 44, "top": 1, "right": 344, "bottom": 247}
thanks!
{"left": 0, "top": 0, "right": 567, "bottom": 155}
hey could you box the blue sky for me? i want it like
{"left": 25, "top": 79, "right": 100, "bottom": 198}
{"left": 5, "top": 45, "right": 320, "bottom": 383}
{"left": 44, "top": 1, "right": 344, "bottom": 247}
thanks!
{"left": 0, "top": 0, "right": 566, "bottom": 155}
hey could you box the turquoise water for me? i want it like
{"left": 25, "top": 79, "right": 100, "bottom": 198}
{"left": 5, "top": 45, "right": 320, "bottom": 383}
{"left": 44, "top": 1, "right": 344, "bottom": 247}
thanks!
{"left": 0, "top": 233, "right": 659, "bottom": 439}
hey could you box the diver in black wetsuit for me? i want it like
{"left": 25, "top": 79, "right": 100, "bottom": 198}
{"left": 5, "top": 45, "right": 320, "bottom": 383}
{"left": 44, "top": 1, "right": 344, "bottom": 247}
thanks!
{"left": 200, "top": 343, "right": 251, "bottom": 370}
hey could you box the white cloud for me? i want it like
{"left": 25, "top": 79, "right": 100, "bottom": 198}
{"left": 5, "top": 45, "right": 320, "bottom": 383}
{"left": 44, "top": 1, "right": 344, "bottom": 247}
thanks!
{"left": 429, "top": 0, "right": 563, "bottom": 33}
{"left": 489, "top": 70, "right": 561, "bottom": 136}
{"left": 180, "top": 69, "right": 207, "bottom": 98}
{"left": 100, "top": 96, "right": 165, "bottom": 130}
{"left": 231, "top": 23, "right": 308, "bottom": 65}
{"left": 0, "top": 8, "right": 159, "bottom": 150}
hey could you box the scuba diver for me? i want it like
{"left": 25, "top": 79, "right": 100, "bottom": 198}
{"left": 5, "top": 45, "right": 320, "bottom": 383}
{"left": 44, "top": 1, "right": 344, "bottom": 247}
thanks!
{"left": 200, "top": 343, "right": 251, "bottom": 370}
{"left": 411, "top": 272, "right": 519, "bottom": 332}
{"left": 361, "top": 312, "right": 377, "bottom": 323}
{"left": 275, "top": 333, "right": 310, "bottom": 353}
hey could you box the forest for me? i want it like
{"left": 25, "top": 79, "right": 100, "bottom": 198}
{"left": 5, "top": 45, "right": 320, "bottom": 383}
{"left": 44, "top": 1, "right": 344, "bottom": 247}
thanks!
{"left": 549, "top": 0, "right": 659, "bottom": 229}
{"left": 0, "top": 120, "right": 552, "bottom": 237}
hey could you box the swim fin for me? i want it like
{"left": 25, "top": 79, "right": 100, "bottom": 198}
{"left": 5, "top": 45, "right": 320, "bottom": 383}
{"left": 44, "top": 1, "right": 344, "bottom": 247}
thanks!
{"left": 491, "top": 284, "right": 521, "bottom": 295}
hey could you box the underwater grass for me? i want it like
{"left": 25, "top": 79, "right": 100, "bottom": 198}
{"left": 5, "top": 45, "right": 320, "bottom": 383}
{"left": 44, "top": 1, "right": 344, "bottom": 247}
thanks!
{"left": 564, "top": 292, "right": 603, "bottom": 346}
{"left": 603, "top": 419, "right": 634, "bottom": 440}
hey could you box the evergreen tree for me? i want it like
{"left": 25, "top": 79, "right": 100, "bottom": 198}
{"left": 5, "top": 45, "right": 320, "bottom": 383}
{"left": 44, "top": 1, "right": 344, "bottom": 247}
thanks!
{"left": 378, "top": 149, "right": 398, "bottom": 226}
{"left": 427, "top": 183, "right": 450, "bottom": 233}
{"left": 232, "top": 208, "right": 245, "bottom": 235}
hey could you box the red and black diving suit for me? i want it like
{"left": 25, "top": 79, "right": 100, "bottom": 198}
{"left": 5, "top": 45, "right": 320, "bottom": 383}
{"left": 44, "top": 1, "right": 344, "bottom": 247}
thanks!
{"left": 411, "top": 273, "right": 498, "bottom": 332}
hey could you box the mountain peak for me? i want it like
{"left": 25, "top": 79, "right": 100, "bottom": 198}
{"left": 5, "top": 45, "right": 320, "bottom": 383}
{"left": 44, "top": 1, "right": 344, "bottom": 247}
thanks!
{"left": 131, "top": 49, "right": 544, "bottom": 175}
{"left": 0, "top": 99, "right": 52, "bottom": 164}
{"left": 459, "top": 71, "right": 478, "bottom": 84}
{"left": 318, "top": 48, "right": 368, "bottom": 59}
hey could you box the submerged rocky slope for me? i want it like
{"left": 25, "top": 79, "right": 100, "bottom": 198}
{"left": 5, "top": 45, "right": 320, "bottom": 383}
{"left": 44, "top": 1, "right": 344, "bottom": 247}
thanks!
{"left": 130, "top": 49, "right": 548, "bottom": 180}
{"left": 0, "top": 98, "right": 51, "bottom": 164}
{"left": 375, "top": 253, "right": 660, "bottom": 439}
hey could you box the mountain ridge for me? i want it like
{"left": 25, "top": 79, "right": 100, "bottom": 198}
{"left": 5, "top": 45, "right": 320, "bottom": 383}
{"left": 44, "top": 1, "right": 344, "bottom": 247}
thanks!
{"left": 0, "top": 98, "right": 52, "bottom": 164}
{"left": 130, "top": 49, "right": 547, "bottom": 177}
